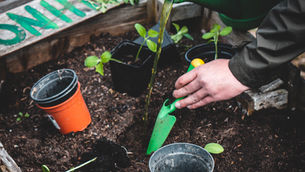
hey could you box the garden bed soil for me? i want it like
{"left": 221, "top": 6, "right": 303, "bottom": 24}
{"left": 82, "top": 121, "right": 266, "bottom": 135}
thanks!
{"left": 1, "top": 27, "right": 305, "bottom": 172}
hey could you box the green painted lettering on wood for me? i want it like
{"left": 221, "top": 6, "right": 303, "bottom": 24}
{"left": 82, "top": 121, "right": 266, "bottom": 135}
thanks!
{"left": 40, "top": 0, "right": 73, "bottom": 23}
{"left": 0, "top": 24, "right": 26, "bottom": 45}
{"left": 7, "top": 5, "right": 58, "bottom": 36}
{"left": 56, "top": 0, "right": 86, "bottom": 17}
{"left": 81, "top": 0, "right": 99, "bottom": 10}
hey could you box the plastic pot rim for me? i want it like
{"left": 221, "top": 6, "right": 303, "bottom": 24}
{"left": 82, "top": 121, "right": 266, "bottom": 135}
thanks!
{"left": 37, "top": 82, "right": 81, "bottom": 111}
{"left": 149, "top": 142, "right": 215, "bottom": 172}
{"left": 185, "top": 42, "right": 233, "bottom": 63}
{"left": 111, "top": 40, "right": 154, "bottom": 68}
{"left": 30, "top": 69, "right": 77, "bottom": 104}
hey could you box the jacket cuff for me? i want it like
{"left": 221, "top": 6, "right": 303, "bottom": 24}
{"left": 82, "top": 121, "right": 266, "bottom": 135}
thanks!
{"left": 228, "top": 50, "right": 280, "bottom": 89}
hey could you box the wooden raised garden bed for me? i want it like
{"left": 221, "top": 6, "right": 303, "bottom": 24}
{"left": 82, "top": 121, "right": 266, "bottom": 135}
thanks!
{"left": 0, "top": 1, "right": 305, "bottom": 172}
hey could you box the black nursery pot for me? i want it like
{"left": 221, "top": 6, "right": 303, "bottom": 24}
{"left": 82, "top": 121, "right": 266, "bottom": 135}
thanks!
{"left": 185, "top": 43, "right": 234, "bottom": 63}
{"left": 110, "top": 40, "right": 154, "bottom": 97}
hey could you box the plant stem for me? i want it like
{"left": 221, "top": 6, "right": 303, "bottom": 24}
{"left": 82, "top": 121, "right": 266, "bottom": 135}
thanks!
{"left": 214, "top": 33, "right": 219, "bottom": 59}
{"left": 65, "top": 157, "right": 97, "bottom": 172}
{"left": 110, "top": 58, "right": 123, "bottom": 64}
{"left": 144, "top": 0, "right": 173, "bottom": 122}
{"left": 135, "top": 38, "right": 146, "bottom": 61}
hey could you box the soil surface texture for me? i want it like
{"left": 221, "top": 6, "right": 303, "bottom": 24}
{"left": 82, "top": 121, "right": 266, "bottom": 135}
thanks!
{"left": 0, "top": 25, "right": 305, "bottom": 172}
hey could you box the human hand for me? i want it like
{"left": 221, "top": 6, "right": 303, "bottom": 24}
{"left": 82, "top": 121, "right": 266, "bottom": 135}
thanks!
{"left": 173, "top": 59, "right": 249, "bottom": 109}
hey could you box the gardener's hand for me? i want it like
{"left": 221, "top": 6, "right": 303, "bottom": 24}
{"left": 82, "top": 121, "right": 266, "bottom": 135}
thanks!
{"left": 173, "top": 59, "right": 249, "bottom": 109}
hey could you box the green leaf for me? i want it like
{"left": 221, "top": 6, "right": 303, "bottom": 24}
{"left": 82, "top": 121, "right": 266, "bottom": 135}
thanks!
{"left": 172, "top": 23, "right": 180, "bottom": 32}
{"left": 211, "top": 24, "right": 221, "bottom": 33}
{"left": 24, "top": 113, "right": 30, "bottom": 118}
{"left": 18, "top": 112, "right": 23, "bottom": 117}
{"left": 101, "top": 51, "right": 112, "bottom": 63}
{"left": 84, "top": 56, "right": 100, "bottom": 67}
{"left": 172, "top": 34, "right": 183, "bottom": 43}
{"left": 202, "top": 32, "right": 214, "bottom": 39}
{"left": 183, "top": 33, "right": 193, "bottom": 40}
{"left": 147, "top": 40, "right": 157, "bottom": 52}
{"left": 207, "top": 39, "right": 214, "bottom": 43}
{"left": 170, "top": 34, "right": 178, "bottom": 43}
{"left": 95, "top": 63, "right": 104, "bottom": 76}
{"left": 135, "top": 23, "right": 146, "bottom": 38}
{"left": 220, "top": 26, "right": 232, "bottom": 36}
{"left": 148, "top": 29, "right": 159, "bottom": 38}
{"left": 42, "top": 165, "right": 50, "bottom": 172}
{"left": 204, "top": 143, "right": 224, "bottom": 154}
{"left": 16, "top": 117, "right": 21, "bottom": 122}
{"left": 180, "top": 26, "right": 188, "bottom": 34}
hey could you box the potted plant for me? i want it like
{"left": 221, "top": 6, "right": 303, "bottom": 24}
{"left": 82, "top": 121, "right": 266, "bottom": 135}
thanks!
{"left": 133, "top": 22, "right": 180, "bottom": 68}
{"left": 185, "top": 24, "right": 233, "bottom": 63}
{"left": 84, "top": 23, "right": 159, "bottom": 97}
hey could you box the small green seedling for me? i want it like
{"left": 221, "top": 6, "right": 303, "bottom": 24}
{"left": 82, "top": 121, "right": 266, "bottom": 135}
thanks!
{"left": 84, "top": 51, "right": 122, "bottom": 76}
{"left": 134, "top": 23, "right": 159, "bottom": 61}
{"left": 41, "top": 157, "right": 97, "bottom": 172}
{"left": 202, "top": 24, "right": 232, "bottom": 59}
{"left": 170, "top": 23, "right": 193, "bottom": 44}
{"left": 16, "top": 112, "right": 30, "bottom": 122}
{"left": 204, "top": 143, "right": 224, "bottom": 154}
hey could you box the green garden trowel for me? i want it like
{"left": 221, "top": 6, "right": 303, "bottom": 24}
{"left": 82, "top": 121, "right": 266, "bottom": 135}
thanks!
{"left": 146, "top": 58, "right": 204, "bottom": 155}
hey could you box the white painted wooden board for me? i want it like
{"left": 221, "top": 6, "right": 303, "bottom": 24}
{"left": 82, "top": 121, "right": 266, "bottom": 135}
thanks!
{"left": 0, "top": 0, "right": 123, "bottom": 57}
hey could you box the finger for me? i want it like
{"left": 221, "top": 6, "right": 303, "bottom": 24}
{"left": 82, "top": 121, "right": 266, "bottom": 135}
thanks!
{"left": 175, "top": 69, "right": 197, "bottom": 89}
{"left": 173, "top": 79, "right": 201, "bottom": 98}
{"left": 187, "top": 96, "right": 214, "bottom": 109}
{"left": 175, "top": 88, "right": 208, "bottom": 109}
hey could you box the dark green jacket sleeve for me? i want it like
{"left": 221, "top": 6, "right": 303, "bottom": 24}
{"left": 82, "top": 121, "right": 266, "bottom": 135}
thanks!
{"left": 229, "top": 0, "right": 305, "bottom": 88}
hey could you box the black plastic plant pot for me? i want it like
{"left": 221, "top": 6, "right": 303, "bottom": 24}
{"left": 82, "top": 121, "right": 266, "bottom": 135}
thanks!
{"left": 133, "top": 23, "right": 179, "bottom": 67}
{"left": 149, "top": 143, "right": 214, "bottom": 172}
{"left": 110, "top": 40, "right": 154, "bottom": 97}
{"left": 185, "top": 42, "right": 234, "bottom": 63}
{"left": 30, "top": 69, "right": 78, "bottom": 107}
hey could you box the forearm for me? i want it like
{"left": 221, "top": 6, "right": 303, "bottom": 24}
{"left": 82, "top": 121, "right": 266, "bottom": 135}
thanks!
{"left": 229, "top": 0, "right": 305, "bottom": 88}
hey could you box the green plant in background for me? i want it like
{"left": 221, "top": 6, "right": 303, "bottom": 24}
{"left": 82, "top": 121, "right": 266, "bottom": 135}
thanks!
{"left": 204, "top": 143, "right": 224, "bottom": 154}
{"left": 170, "top": 23, "right": 193, "bottom": 44}
{"left": 134, "top": 23, "right": 159, "bottom": 61}
{"left": 85, "top": 0, "right": 125, "bottom": 13}
{"left": 16, "top": 112, "right": 30, "bottom": 122}
{"left": 202, "top": 24, "right": 232, "bottom": 59}
{"left": 84, "top": 51, "right": 122, "bottom": 76}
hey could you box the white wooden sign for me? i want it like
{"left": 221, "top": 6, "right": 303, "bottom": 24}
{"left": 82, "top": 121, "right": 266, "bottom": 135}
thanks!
{"left": 0, "top": 0, "right": 123, "bottom": 56}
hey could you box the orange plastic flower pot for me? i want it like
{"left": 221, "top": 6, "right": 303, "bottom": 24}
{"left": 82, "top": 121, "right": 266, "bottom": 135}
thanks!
{"left": 37, "top": 82, "right": 91, "bottom": 134}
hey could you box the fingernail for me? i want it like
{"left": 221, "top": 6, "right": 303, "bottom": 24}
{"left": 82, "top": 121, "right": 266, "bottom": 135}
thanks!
{"left": 187, "top": 105, "right": 191, "bottom": 109}
{"left": 175, "top": 102, "right": 181, "bottom": 109}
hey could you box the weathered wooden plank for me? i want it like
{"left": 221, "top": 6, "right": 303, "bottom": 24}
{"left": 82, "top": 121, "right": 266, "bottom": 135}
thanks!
{"left": 0, "top": 0, "right": 123, "bottom": 57}
{"left": 3, "top": 1, "right": 147, "bottom": 73}
{"left": 157, "top": 0, "right": 201, "bottom": 22}
{"left": 147, "top": 0, "right": 157, "bottom": 23}
{"left": 0, "top": 142, "right": 22, "bottom": 172}
{"left": 156, "top": 0, "right": 202, "bottom": 30}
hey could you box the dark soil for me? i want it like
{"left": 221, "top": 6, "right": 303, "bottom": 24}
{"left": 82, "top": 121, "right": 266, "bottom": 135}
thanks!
{"left": 1, "top": 25, "right": 305, "bottom": 172}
